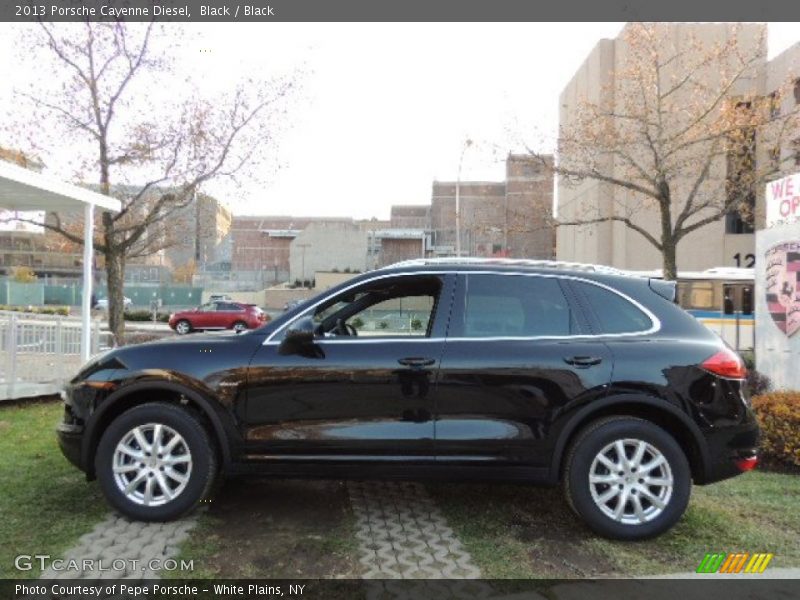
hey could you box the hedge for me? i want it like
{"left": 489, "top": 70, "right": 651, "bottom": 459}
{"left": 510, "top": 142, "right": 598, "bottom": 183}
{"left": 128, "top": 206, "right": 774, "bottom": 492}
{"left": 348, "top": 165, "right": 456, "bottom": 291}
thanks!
{"left": 123, "top": 310, "right": 171, "bottom": 323}
{"left": 752, "top": 392, "right": 800, "bottom": 468}
{"left": 0, "top": 304, "right": 70, "bottom": 316}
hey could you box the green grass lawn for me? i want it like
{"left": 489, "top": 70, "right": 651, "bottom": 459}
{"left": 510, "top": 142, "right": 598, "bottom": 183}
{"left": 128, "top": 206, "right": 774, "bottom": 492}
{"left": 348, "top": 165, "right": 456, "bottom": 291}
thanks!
{"left": 0, "top": 400, "right": 108, "bottom": 578}
{"left": 4, "top": 398, "right": 798, "bottom": 580}
{"left": 428, "top": 471, "right": 800, "bottom": 578}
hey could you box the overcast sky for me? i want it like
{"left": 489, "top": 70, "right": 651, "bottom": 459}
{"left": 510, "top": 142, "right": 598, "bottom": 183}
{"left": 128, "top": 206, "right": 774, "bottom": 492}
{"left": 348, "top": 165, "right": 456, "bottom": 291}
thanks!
{"left": 1, "top": 23, "right": 798, "bottom": 220}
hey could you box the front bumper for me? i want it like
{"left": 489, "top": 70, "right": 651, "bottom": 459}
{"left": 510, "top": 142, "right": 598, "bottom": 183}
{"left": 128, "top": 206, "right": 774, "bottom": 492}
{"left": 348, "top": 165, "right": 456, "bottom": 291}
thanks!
{"left": 56, "top": 421, "right": 84, "bottom": 471}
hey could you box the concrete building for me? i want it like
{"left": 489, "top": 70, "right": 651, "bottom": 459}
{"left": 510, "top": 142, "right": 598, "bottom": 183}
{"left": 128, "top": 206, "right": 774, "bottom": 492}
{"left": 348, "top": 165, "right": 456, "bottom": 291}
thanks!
{"left": 227, "top": 216, "right": 355, "bottom": 288}
{"left": 430, "top": 154, "right": 555, "bottom": 259}
{"left": 556, "top": 23, "right": 799, "bottom": 272}
{"left": 289, "top": 221, "right": 370, "bottom": 283}
{"left": 164, "top": 193, "right": 232, "bottom": 270}
{"left": 762, "top": 43, "right": 800, "bottom": 190}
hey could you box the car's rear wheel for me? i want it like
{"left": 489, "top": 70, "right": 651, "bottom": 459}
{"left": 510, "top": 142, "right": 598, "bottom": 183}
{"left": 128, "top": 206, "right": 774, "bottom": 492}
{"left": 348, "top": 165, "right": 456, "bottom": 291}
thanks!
{"left": 95, "top": 402, "right": 217, "bottom": 521}
{"left": 232, "top": 321, "right": 248, "bottom": 333}
{"left": 563, "top": 416, "right": 691, "bottom": 540}
{"left": 175, "top": 320, "right": 191, "bottom": 335}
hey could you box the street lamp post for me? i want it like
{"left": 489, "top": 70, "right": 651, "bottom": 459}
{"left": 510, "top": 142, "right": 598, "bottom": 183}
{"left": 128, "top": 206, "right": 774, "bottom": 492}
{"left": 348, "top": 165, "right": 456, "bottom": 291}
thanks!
{"left": 455, "top": 138, "right": 473, "bottom": 257}
{"left": 296, "top": 243, "right": 311, "bottom": 288}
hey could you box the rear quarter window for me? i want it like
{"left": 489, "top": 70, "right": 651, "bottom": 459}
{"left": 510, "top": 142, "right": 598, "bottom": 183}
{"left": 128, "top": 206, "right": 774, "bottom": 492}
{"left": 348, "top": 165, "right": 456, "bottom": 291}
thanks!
{"left": 573, "top": 281, "right": 653, "bottom": 334}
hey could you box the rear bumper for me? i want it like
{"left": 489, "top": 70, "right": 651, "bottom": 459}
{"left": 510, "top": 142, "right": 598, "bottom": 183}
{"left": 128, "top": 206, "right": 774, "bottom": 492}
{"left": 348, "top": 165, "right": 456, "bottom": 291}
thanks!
{"left": 699, "top": 421, "right": 760, "bottom": 484}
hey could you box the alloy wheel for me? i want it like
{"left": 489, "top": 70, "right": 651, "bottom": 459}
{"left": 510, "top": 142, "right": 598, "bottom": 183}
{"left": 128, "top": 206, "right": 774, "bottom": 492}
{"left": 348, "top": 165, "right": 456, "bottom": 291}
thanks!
{"left": 112, "top": 423, "right": 193, "bottom": 507}
{"left": 588, "top": 438, "right": 674, "bottom": 525}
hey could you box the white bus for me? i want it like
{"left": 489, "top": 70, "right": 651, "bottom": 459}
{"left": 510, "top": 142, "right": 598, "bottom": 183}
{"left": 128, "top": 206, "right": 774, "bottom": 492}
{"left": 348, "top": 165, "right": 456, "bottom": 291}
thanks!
{"left": 631, "top": 268, "right": 754, "bottom": 351}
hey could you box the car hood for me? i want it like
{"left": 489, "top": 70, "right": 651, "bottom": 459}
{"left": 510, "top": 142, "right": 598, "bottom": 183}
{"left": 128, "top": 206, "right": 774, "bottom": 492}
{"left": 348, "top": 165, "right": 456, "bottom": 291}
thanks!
{"left": 73, "top": 330, "right": 266, "bottom": 385}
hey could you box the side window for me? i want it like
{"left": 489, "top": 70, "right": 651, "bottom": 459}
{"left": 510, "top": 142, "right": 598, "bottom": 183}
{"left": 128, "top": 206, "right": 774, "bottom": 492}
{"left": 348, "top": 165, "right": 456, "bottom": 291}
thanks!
{"left": 679, "top": 281, "right": 715, "bottom": 310}
{"left": 355, "top": 295, "right": 436, "bottom": 336}
{"left": 311, "top": 275, "right": 443, "bottom": 338}
{"left": 573, "top": 281, "right": 653, "bottom": 334}
{"left": 463, "top": 274, "right": 578, "bottom": 338}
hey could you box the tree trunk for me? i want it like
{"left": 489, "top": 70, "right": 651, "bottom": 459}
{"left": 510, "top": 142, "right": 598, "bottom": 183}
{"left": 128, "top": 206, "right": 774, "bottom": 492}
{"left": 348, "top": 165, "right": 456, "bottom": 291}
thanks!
{"left": 657, "top": 181, "right": 678, "bottom": 281}
{"left": 105, "top": 250, "right": 126, "bottom": 346}
{"left": 662, "top": 239, "right": 678, "bottom": 281}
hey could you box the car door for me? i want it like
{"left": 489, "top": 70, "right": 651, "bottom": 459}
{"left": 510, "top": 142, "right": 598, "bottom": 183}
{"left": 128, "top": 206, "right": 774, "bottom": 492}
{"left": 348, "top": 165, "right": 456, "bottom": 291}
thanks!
{"left": 216, "top": 302, "right": 244, "bottom": 328}
{"left": 243, "top": 273, "right": 455, "bottom": 462}
{"left": 191, "top": 302, "right": 219, "bottom": 328}
{"left": 435, "top": 272, "right": 613, "bottom": 469}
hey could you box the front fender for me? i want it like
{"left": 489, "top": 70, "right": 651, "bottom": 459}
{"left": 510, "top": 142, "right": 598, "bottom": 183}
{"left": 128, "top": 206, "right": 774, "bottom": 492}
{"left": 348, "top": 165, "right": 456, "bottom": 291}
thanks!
{"left": 81, "top": 376, "right": 239, "bottom": 478}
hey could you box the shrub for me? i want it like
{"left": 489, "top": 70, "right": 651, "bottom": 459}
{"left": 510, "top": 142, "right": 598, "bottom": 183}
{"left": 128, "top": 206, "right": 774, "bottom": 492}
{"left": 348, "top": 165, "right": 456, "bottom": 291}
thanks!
{"left": 351, "top": 317, "right": 364, "bottom": 329}
{"left": 741, "top": 352, "right": 772, "bottom": 396}
{"left": 10, "top": 266, "right": 37, "bottom": 283}
{"left": 122, "top": 332, "right": 171, "bottom": 345}
{"left": 752, "top": 392, "right": 800, "bottom": 467}
{"left": 124, "top": 310, "right": 171, "bottom": 322}
{"left": 0, "top": 304, "right": 69, "bottom": 316}
{"left": 747, "top": 370, "right": 772, "bottom": 397}
{"left": 410, "top": 318, "right": 423, "bottom": 331}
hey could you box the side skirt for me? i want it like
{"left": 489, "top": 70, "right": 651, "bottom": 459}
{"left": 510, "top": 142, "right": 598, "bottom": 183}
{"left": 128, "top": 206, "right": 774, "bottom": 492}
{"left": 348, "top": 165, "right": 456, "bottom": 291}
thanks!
{"left": 227, "top": 460, "right": 556, "bottom": 485}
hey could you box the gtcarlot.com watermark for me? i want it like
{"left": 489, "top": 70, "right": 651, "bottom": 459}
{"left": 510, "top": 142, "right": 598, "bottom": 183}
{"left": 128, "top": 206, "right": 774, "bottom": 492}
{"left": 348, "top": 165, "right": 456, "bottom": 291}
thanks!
{"left": 14, "top": 554, "right": 194, "bottom": 573}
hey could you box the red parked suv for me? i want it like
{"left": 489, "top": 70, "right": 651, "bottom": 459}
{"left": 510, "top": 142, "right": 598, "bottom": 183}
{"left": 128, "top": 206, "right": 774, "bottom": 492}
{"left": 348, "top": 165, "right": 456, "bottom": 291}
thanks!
{"left": 168, "top": 301, "right": 269, "bottom": 334}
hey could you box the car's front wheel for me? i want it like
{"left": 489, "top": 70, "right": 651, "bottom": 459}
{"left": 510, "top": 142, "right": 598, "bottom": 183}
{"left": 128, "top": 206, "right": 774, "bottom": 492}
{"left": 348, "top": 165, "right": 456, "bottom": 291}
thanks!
{"left": 175, "top": 319, "right": 191, "bottom": 335}
{"left": 95, "top": 402, "right": 217, "bottom": 521}
{"left": 563, "top": 416, "right": 691, "bottom": 540}
{"left": 232, "top": 321, "right": 248, "bottom": 333}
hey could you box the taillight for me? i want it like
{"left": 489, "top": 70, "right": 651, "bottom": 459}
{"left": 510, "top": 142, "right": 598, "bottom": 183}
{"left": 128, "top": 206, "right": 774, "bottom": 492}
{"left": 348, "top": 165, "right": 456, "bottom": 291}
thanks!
{"left": 701, "top": 348, "right": 747, "bottom": 379}
{"left": 734, "top": 456, "right": 758, "bottom": 472}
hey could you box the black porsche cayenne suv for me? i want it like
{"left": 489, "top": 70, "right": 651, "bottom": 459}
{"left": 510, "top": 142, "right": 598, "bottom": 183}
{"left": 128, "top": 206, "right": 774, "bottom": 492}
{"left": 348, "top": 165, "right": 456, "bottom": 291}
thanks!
{"left": 57, "top": 258, "right": 759, "bottom": 540}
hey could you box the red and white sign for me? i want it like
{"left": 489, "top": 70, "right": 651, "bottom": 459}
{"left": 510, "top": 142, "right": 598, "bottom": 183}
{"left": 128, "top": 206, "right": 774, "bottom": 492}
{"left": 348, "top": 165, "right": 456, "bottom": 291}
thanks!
{"left": 766, "top": 173, "right": 800, "bottom": 229}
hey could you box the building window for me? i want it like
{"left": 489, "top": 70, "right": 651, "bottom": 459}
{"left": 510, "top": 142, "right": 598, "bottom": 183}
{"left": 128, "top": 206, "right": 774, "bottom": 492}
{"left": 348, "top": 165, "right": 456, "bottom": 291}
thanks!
{"left": 769, "top": 146, "right": 781, "bottom": 170}
{"left": 794, "top": 139, "right": 800, "bottom": 166}
{"left": 725, "top": 200, "right": 755, "bottom": 234}
{"left": 794, "top": 79, "right": 800, "bottom": 105}
{"left": 769, "top": 91, "right": 780, "bottom": 119}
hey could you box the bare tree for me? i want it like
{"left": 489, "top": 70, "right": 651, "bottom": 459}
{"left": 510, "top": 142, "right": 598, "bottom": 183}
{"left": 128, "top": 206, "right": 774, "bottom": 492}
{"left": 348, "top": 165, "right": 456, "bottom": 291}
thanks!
{"left": 532, "top": 23, "right": 800, "bottom": 279}
{"left": 4, "top": 22, "right": 296, "bottom": 343}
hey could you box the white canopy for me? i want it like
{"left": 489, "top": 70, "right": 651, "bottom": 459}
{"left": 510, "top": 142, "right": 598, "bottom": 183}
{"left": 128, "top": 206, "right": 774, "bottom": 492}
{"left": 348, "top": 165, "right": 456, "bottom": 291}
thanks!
{"left": 0, "top": 160, "right": 121, "bottom": 361}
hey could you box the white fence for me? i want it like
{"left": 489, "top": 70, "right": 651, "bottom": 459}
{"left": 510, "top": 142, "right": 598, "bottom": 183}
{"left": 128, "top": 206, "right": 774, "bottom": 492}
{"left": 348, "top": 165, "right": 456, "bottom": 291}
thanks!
{"left": 0, "top": 311, "right": 111, "bottom": 400}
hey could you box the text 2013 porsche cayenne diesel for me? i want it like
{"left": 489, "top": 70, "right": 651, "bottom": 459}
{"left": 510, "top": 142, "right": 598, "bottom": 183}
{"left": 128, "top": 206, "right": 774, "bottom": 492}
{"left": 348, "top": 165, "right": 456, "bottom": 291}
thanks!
{"left": 57, "top": 259, "right": 759, "bottom": 540}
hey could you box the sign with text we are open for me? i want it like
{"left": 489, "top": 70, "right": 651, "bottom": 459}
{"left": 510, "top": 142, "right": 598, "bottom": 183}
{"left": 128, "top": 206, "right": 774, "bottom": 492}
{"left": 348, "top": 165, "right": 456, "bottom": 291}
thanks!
{"left": 766, "top": 172, "right": 800, "bottom": 229}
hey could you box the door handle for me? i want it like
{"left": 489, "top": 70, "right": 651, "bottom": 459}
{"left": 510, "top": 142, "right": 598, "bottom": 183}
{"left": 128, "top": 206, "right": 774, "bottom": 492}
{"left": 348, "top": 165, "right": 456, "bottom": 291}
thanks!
{"left": 564, "top": 355, "right": 603, "bottom": 367}
{"left": 398, "top": 357, "right": 436, "bottom": 367}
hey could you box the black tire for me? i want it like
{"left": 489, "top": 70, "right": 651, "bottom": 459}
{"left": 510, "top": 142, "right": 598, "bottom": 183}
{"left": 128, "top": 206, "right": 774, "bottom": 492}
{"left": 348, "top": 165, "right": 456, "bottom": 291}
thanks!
{"left": 175, "top": 320, "right": 192, "bottom": 335}
{"left": 563, "top": 416, "right": 691, "bottom": 540}
{"left": 95, "top": 402, "right": 217, "bottom": 522}
{"left": 232, "top": 321, "right": 248, "bottom": 333}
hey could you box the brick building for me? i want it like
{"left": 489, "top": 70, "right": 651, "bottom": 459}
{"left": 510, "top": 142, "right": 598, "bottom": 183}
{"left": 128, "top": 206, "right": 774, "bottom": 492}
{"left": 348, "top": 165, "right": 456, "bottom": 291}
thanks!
{"left": 227, "top": 216, "right": 353, "bottom": 287}
{"left": 429, "top": 154, "right": 555, "bottom": 259}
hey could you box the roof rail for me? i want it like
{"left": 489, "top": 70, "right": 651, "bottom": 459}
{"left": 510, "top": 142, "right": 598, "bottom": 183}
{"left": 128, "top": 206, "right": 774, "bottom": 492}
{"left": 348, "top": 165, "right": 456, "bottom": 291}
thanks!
{"left": 383, "top": 257, "right": 631, "bottom": 275}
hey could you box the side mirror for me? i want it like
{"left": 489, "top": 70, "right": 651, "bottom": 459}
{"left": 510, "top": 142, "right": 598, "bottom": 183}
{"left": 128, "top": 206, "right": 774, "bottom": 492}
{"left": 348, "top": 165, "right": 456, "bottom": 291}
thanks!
{"left": 278, "top": 316, "right": 319, "bottom": 356}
